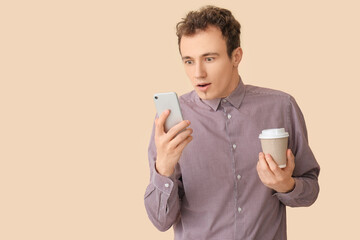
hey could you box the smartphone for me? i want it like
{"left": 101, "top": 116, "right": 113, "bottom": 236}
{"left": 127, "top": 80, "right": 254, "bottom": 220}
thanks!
{"left": 153, "top": 92, "right": 184, "bottom": 133}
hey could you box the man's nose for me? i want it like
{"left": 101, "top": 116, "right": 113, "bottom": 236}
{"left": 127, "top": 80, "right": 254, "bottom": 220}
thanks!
{"left": 194, "top": 62, "right": 206, "bottom": 79}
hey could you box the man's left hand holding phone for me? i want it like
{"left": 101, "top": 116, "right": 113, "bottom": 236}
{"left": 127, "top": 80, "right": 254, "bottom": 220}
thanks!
{"left": 153, "top": 92, "right": 193, "bottom": 177}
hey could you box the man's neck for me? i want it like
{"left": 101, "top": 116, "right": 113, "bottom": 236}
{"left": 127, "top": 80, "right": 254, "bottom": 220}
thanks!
{"left": 222, "top": 74, "right": 240, "bottom": 98}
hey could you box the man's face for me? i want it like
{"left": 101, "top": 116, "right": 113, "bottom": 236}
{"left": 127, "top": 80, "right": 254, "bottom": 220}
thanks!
{"left": 180, "top": 25, "right": 242, "bottom": 100}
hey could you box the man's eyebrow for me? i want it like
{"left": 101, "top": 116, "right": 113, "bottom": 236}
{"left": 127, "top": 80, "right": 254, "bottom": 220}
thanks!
{"left": 181, "top": 56, "right": 192, "bottom": 60}
{"left": 202, "top": 52, "right": 219, "bottom": 57}
{"left": 181, "top": 52, "right": 220, "bottom": 60}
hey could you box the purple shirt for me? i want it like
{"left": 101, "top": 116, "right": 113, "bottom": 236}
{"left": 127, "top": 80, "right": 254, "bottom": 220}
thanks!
{"left": 144, "top": 78, "right": 320, "bottom": 240}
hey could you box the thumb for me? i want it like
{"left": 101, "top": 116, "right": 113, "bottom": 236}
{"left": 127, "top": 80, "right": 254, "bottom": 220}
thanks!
{"left": 287, "top": 149, "right": 295, "bottom": 169}
{"left": 155, "top": 109, "right": 170, "bottom": 136}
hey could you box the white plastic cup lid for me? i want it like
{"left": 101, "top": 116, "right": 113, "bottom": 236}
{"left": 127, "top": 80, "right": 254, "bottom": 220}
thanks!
{"left": 259, "top": 128, "right": 289, "bottom": 139}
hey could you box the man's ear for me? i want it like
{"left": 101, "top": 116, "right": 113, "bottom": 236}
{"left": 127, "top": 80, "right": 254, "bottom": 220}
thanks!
{"left": 232, "top": 47, "right": 243, "bottom": 68}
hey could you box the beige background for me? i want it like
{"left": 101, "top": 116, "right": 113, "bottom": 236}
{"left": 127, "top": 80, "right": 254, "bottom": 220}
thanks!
{"left": 1, "top": 0, "right": 359, "bottom": 239}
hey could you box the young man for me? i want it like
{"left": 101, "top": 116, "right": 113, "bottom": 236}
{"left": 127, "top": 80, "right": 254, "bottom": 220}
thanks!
{"left": 144, "top": 6, "right": 320, "bottom": 240}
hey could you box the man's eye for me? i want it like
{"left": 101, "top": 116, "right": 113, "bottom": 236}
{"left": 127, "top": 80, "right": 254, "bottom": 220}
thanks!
{"left": 205, "top": 57, "right": 214, "bottom": 62}
{"left": 185, "top": 60, "right": 193, "bottom": 65}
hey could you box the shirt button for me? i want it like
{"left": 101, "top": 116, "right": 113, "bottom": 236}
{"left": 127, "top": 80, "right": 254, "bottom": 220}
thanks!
{"left": 227, "top": 114, "right": 232, "bottom": 119}
{"left": 222, "top": 99, "right": 227, "bottom": 103}
{"left": 237, "top": 174, "right": 241, "bottom": 180}
{"left": 164, "top": 183, "right": 169, "bottom": 188}
{"left": 238, "top": 207, "right": 242, "bottom": 213}
{"left": 232, "top": 144, "right": 237, "bottom": 149}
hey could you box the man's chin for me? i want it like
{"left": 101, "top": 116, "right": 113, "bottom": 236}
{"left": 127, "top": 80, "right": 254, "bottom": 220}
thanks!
{"left": 195, "top": 90, "right": 216, "bottom": 100}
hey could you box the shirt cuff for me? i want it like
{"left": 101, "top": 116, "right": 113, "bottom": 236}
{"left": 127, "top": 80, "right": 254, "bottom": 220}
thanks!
{"left": 151, "top": 163, "right": 176, "bottom": 195}
{"left": 273, "top": 178, "right": 304, "bottom": 201}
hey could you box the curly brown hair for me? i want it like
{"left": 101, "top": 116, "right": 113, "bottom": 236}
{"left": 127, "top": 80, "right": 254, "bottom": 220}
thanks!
{"left": 176, "top": 5, "right": 241, "bottom": 58}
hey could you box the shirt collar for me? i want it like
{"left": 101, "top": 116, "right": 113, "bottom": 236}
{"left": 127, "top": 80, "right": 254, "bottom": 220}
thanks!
{"left": 197, "top": 76, "right": 246, "bottom": 111}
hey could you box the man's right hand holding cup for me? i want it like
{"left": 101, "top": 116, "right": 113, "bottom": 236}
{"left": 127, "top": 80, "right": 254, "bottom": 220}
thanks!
{"left": 155, "top": 110, "right": 193, "bottom": 177}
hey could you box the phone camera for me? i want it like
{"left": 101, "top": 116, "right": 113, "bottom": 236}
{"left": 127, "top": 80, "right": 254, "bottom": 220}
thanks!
{"left": 154, "top": 96, "right": 158, "bottom": 100}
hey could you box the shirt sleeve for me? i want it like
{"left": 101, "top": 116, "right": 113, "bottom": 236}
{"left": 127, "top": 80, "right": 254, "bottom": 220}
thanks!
{"left": 274, "top": 96, "right": 320, "bottom": 207}
{"left": 144, "top": 120, "right": 182, "bottom": 231}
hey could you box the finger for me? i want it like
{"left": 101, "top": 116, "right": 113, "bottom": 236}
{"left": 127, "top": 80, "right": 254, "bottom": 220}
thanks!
{"left": 257, "top": 153, "right": 275, "bottom": 184}
{"left": 257, "top": 152, "right": 267, "bottom": 170}
{"left": 258, "top": 153, "right": 274, "bottom": 177}
{"left": 286, "top": 149, "right": 295, "bottom": 170}
{"left": 169, "top": 128, "right": 193, "bottom": 148}
{"left": 256, "top": 161, "right": 265, "bottom": 180}
{"left": 155, "top": 110, "right": 170, "bottom": 136}
{"left": 258, "top": 152, "right": 268, "bottom": 167}
{"left": 264, "top": 154, "right": 282, "bottom": 175}
{"left": 166, "top": 120, "right": 191, "bottom": 140}
{"left": 176, "top": 135, "right": 193, "bottom": 153}
{"left": 256, "top": 160, "right": 265, "bottom": 178}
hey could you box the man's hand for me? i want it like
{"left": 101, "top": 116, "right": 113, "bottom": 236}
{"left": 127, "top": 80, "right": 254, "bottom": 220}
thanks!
{"left": 155, "top": 110, "right": 193, "bottom": 177}
{"left": 256, "top": 149, "right": 296, "bottom": 193}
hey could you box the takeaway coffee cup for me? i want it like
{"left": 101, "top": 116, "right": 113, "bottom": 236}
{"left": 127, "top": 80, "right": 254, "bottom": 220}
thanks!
{"left": 259, "top": 128, "right": 289, "bottom": 168}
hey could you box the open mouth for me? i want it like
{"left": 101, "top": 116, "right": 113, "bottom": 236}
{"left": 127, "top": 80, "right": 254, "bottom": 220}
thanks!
{"left": 196, "top": 83, "right": 211, "bottom": 92}
{"left": 197, "top": 83, "right": 211, "bottom": 87}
